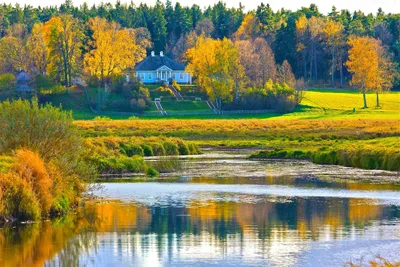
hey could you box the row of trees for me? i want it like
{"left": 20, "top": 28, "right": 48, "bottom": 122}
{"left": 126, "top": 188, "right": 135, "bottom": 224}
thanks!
{"left": 0, "top": 1, "right": 398, "bottom": 111}
{"left": 0, "top": 14, "right": 151, "bottom": 91}
{"left": 0, "top": 1, "right": 398, "bottom": 87}
{"left": 186, "top": 36, "right": 302, "bottom": 111}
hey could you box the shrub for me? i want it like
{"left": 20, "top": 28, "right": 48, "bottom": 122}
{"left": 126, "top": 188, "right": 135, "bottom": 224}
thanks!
{"left": 156, "top": 85, "right": 174, "bottom": 96}
{"left": 0, "top": 99, "right": 95, "bottom": 221}
{"left": 0, "top": 174, "right": 41, "bottom": 221}
{"left": 0, "top": 149, "right": 73, "bottom": 221}
{"left": 13, "top": 149, "right": 54, "bottom": 214}
{"left": 177, "top": 141, "right": 189, "bottom": 155}
{"left": 188, "top": 143, "right": 201, "bottom": 155}
{"left": 0, "top": 73, "right": 15, "bottom": 98}
{"left": 172, "top": 80, "right": 181, "bottom": 91}
{"left": 163, "top": 141, "right": 179, "bottom": 155}
{"left": 151, "top": 143, "right": 166, "bottom": 156}
{"left": 146, "top": 167, "right": 159, "bottom": 177}
{"left": 93, "top": 155, "right": 146, "bottom": 173}
{"left": 93, "top": 116, "right": 112, "bottom": 121}
{"left": 140, "top": 144, "right": 154, "bottom": 156}
{"left": 120, "top": 143, "right": 144, "bottom": 157}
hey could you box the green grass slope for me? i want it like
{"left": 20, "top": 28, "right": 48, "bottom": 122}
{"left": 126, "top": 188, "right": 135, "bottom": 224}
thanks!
{"left": 44, "top": 87, "right": 400, "bottom": 120}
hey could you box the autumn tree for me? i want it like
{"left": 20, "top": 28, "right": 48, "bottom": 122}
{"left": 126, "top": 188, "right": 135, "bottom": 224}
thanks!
{"left": 308, "top": 16, "right": 324, "bottom": 83}
{"left": 0, "top": 35, "right": 28, "bottom": 73}
{"left": 26, "top": 23, "right": 48, "bottom": 75}
{"left": 234, "top": 13, "right": 261, "bottom": 40}
{"left": 84, "top": 17, "right": 145, "bottom": 86}
{"left": 172, "top": 30, "right": 198, "bottom": 62}
{"left": 194, "top": 18, "right": 214, "bottom": 37}
{"left": 0, "top": 24, "right": 29, "bottom": 73}
{"left": 186, "top": 36, "right": 245, "bottom": 109}
{"left": 276, "top": 60, "right": 295, "bottom": 88}
{"left": 346, "top": 36, "right": 395, "bottom": 108}
{"left": 235, "top": 38, "right": 276, "bottom": 88}
{"left": 374, "top": 42, "right": 397, "bottom": 107}
{"left": 295, "top": 16, "right": 309, "bottom": 80}
{"left": 43, "top": 15, "right": 83, "bottom": 92}
{"left": 323, "top": 20, "right": 344, "bottom": 86}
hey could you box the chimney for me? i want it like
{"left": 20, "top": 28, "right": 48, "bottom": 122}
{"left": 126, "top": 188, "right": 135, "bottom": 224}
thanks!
{"left": 160, "top": 51, "right": 164, "bottom": 57}
{"left": 151, "top": 51, "right": 155, "bottom": 57}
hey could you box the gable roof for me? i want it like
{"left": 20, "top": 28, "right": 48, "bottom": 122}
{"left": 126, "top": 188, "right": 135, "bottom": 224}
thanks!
{"left": 15, "top": 70, "right": 31, "bottom": 82}
{"left": 135, "top": 55, "right": 185, "bottom": 71}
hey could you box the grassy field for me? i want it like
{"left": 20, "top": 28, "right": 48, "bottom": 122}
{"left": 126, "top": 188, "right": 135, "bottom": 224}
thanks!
{"left": 48, "top": 88, "right": 398, "bottom": 120}
{"left": 161, "top": 100, "right": 211, "bottom": 112}
{"left": 73, "top": 88, "right": 399, "bottom": 171}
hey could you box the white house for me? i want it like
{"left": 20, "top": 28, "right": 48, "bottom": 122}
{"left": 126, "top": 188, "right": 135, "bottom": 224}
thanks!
{"left": 130, "top": 51, "right": 192, "bottom": 84}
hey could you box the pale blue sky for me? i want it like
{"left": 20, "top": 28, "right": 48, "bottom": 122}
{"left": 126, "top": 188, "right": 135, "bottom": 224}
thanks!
{"left": 4, "top": 0, "right": 400, "bottom": 15}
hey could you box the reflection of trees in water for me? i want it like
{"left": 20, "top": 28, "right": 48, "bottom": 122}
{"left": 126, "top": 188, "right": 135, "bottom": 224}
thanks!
{"left": 0, "top": 214, "right": 95, "bottom": 267}
{"left": 45, "top": 230, "right": 98, "bottom": 267}
{"left": 1, "top": 196, "right": 399, "bottom": 266}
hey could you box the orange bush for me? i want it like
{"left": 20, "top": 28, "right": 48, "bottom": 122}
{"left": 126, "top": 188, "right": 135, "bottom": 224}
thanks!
{"left": 0, "top": 149, "right": 57, "bottom": 221}
{"left": 12, "top": 149, "right": 54, "bottom": 214}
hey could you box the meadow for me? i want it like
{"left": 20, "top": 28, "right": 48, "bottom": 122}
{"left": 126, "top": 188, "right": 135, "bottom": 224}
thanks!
{"left": 73, "top": 89, "right": 400, "bottom": 171}
{"left": 56, "top": 89, "right": 400, "bottom": 119}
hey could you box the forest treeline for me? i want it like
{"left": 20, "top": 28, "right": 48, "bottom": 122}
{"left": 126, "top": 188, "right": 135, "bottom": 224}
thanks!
{"left": 0, "top": 0, "right": 398, "bottom": 111}
{"left": 0, "top": 0, "right": 398, "bottom": 82}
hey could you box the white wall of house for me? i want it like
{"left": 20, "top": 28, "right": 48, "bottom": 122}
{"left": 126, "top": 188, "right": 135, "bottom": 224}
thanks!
{"left": 134, "top": 70, "right": 191, "bottom": 84}
{"left": 136, "top": 71, "right": 157, "bottom": 83}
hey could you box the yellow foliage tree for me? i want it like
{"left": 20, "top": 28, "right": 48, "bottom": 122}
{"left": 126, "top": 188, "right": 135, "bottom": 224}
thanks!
{"left": 235, "top": 13, "right": 261, "bottom": 41}
{"left": 84, "top": 17, "right": 144, "bottom": 86}
{"left": 26, "top": 23, "right": 48, "bottom": 75}
{"left": 346, "top": 36, "right": 396, "bottom": 108}
{"left": 43, "top": 15, "right": 83, "bottom": 92}
{"left": 0, "top": 34, "right": 29, "bottom": 73}
{"left": 323, "top": 20, "right": 344, "bottom": 86}
{"left": 295, "top": 16, "right": 309, "bottom": 79}
{"left": 186, "top": 36, "right": 245, "bottom": 109}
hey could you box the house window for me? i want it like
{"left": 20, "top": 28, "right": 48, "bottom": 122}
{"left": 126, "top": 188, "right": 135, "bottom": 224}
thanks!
{"left": 148, "top": 73, "right": 152, "bottom": 80}
{"left": 140, "top": 73, "right": 145, "bottom": 80}
{"left": 180, "top": 73, "right": 184, "bottom": 80}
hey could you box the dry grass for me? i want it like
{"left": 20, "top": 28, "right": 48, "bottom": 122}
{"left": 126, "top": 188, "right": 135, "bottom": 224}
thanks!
{"left": 13, "top": 149, "right": 54, "bottom": 214}
{"left": 76, "top": 119, "right": 400, "bottom": 140}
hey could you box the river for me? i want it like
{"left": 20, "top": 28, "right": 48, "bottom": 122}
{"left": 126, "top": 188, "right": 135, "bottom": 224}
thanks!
{"left": 1, "top": 151, "right": 399, "bottom": 266}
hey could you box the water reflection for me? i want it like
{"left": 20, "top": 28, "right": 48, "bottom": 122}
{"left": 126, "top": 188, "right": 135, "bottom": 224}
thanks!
{"left": 1, "top": 189, "right": 399, "bottom": 266}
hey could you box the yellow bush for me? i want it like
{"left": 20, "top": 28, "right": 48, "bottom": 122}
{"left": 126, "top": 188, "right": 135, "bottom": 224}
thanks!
{"left": 12, "top": 149, "right": 54, "bottom": 214}
{"left": 0, "top": 149, "right": 64, "bottom": 221}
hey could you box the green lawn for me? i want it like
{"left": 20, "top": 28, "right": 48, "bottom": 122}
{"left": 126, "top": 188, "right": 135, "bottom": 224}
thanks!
{"left": 43, "top": 87, "right": 400, "bottom": 120}
{"left": 286, "top": 91, "right": 400, "bottom": 120}
{"left": 161, "top": 100, "right": 211, "bottom": 111}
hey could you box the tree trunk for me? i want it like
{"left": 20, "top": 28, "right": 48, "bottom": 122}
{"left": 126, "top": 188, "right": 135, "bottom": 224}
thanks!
{"left": 235, "top": 80, "right": 239, "bottom": 102}
{"left": 309, "top": 44, "right": 313, "bottom": 84}
{"left": 363, "top": 90, "right": 368, "bottom": 108}
{"left": 215, "top": 98, "right": 221, "bottom": 110}
{"left": 303, "top": 51, "right": 307, "bottom": 80}
{"left": 97, "top": 87, "right": 101, "bottom": 112}
{"left": 314, "top": 47, "right": 318, "bottom": 81}
{"left": 331, "top": 47, "right": 335, "bottom": 87}
{"left": 376, "top": 92, "right": 380, "bottom": 107}
{"left": 339, "top": 57, "right": 343, "bottom": 88}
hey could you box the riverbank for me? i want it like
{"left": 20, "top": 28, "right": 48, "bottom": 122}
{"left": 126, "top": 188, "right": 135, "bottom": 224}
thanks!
{"left": 248, "top": 137, "right": 400, "bottom": 171}
{"left": 77, "top": 119, "right": 400, "bottom": 172}
{"left": 95, "top": 149, "right": 400, "bottom": 184}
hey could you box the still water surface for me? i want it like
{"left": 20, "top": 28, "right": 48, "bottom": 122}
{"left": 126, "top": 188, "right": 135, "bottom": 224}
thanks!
{"left": 1, "top": 155, "right": 400, "bottom": 267}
